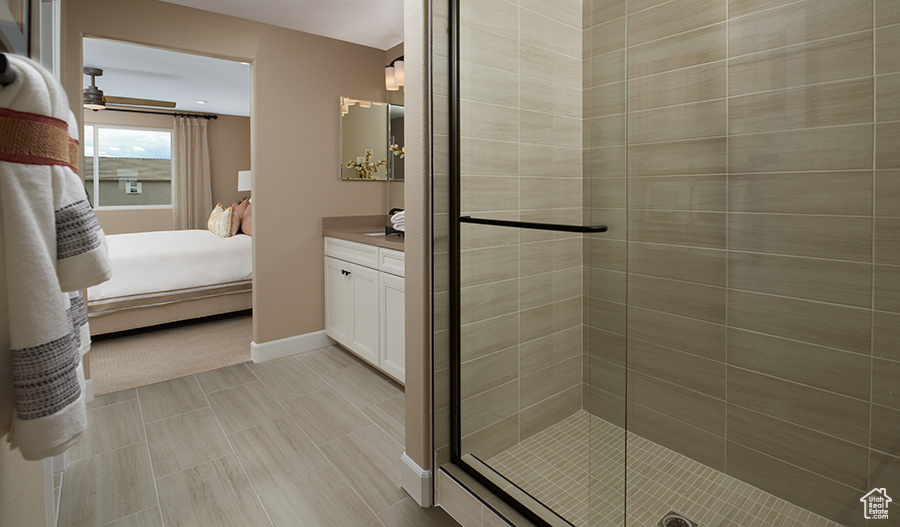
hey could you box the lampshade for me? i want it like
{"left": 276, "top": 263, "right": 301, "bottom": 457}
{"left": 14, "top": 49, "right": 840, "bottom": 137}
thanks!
{"left": 393, "top": 60, "right": 405, "bottom": 86}
{"left": 238, "top": 170, "right": 252, "bottom": 192}
{"left": 385, "top": 66, "right": 399, "bottom": 91}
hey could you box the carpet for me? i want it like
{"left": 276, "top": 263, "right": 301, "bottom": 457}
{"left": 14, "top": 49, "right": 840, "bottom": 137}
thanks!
{"left": 88, "top": 311, "right": 252, "bottom": 395}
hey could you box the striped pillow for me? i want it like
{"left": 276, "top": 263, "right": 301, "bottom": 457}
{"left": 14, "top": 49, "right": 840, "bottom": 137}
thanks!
{"left": 207, "top": 203, "right": 241, "bottom": 237}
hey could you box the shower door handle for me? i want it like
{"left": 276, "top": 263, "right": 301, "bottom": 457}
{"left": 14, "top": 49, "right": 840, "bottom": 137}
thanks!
{"left": 459, "top": 216, "right": 608, "bottom": 233}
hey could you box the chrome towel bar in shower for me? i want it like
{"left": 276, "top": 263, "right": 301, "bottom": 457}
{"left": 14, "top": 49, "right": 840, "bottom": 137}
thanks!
{"left": 459, "top": 216, "right": 608, "bottom": 233}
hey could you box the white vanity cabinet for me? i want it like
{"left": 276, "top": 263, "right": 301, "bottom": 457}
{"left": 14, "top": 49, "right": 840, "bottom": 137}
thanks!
{"left": 324, "top": 237, "right": 404, "bottom": 383}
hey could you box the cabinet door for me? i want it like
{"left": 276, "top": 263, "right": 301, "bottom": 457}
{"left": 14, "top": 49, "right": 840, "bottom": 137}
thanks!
{"left": 349, "top": 262, "right": 380, "bottom": 366}
{"left": 380, "top": 272, "right": 405, "bottom": 383}
{"left": 324, "top": 257, "right": 351, "bottom": 345}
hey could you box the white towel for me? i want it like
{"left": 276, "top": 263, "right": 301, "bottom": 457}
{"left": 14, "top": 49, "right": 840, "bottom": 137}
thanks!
{"left": 0, "top": 55, "right": 112, "bottom": 460}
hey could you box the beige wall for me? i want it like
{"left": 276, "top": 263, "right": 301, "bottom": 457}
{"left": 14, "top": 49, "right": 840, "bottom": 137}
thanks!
{"left": 64, "top": 0, "right": 389, "bottom": 344}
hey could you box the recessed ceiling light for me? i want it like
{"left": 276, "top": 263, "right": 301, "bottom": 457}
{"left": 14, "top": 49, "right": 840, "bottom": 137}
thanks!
{"left": 195, "top": 99, "right": 208, "bottom": 104}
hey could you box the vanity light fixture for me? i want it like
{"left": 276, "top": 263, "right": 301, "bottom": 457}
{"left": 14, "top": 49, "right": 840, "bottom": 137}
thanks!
{"left": 385, "top": 56, "right": 404, "bottom": 92}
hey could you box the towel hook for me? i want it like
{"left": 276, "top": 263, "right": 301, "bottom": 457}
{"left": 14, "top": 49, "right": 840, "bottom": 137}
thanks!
{"left": 0, "top": 53, "right": 15, "bottom": 86}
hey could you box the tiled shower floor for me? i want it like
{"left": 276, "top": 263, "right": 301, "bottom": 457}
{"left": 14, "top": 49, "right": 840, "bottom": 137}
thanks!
{"left": 486, "top": 411, "right": 844, "bottom": 527}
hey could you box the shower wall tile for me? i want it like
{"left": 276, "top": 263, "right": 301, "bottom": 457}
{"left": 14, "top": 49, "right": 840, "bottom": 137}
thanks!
{"left": 588, "top": 268, "right": 626, "bottom": 305}
{"left": 627, "top": 0, "right": 725, "bottom": 47}
{"left": 727, "top": 252, "right": 873, "bottom": 308}
{"left": 627, "top": 274, "right": 726, "bottom": 324}
{"left": 875, "top": 264, "right": 900, "bottom": 312}
{"left": 460, "top": 313, "right": 519, "bottom": 363}
{"left": 460, "top": 0, "right": 518, "bottom": 39}
{"left": 460, "top": 380, "right": 519, "bottom": 438}
{"left": 628, "top": 61, "right": 725, "bottom": 111}
{"left": 590, "top": 50, "right": 626, "bottom": 88}
{"left": 628, "top": 175, "right": 726, "bottom": 211}
{"left": 628, "top": 306, "right": 727, "bottom": 361}
{"left": 588, "top": 176, "right": 626, "bottom": 209}
{"left": 874, "top": 311, "right": 900, "bottom": 361}
{"left": 869, "top": 451, "right": 900, "bottom": 500}
{"left": 520, "top": 177, "right": 582, "bottom": 210}
{"left": 877, "top": 24, "right": 900, "bottom": 74}
{"left": 460, "top": 214, "right": 519, "bottom": 250}
{"left": 520, "top": 111, "right": 582, "bottom": 147}
{"left": 460, "top": 280, "right": 519, "bottom": 325}
{"left": 460, "top": 246, "right": 518, "bottom": 287}
{"left": 520, "top": 144, "right": 582, "bottom": 178}
{"left": 728, "top": 79, "right": 874, "bottom": 134}
{"left": 628, "top": 137, "right": 727, "bottom": 176}
{"left": 727, "top": 405, "right": 869, "bottom": 489}
{"left": 520, "top": 356, "right": 582, "bottom": 408}
{"left": 589, "top": 81, "right": 626, "bottom": 116}
{"left": 520, "top": 267, "right": 583, "bottom": 310}
{"left": 871, "top": 404, "right": 900, "bottom": 457}
{"left": 629, "top": 0, "right": 671, "bottom": 15}
{"left": 590, "top": 114, "right": 626, "bottom": 147}
{"left": 592, "top": 0, "right": 625, "bottom": 25}
{"left": 587, "top": 386, "right": 626, "bottom": 427}
{"left": 519, "top": 386, "right": 581, "bottom": 440}
{"left": 628, "top": 242, "right": 726, "bottom": 286}
{"left": 727, "top": 213, "right": 873, "bottom": 262}
{"left": 877, "top": 0, "right": 900, "bottom": 26}
{"left": 627, "top": 403, "right": 726, "bottom": 471}
{"left": 727, "top": 125, "right": 874, "bottom": 173}
{"left": 460, "top": 100, "right": 519, "bottom": 142}
{"left": 590, "top": 17, "right": 627, "bottom": 56}
{"left": 521, "top": 0, "right": 583, "bottom": 28}
{"left": 727, "top": 0, "right": 872, "bottom": 57}
{"left": 629, "top": 210, "right": 726, "bottom": 248}
{"left": 519, "top": 238, "right": 583, "bottom": 276}
{"left": 628, "top": 371, "right": 726, "bottom": 435}
{"left": 876, "top": 122, "right": 900, "bottom": 168}
{"left": 520, "top": 297, "right": 582, "bottom": 342}
{"left": 459, "top": 63, "right": 519, "bottom": 108}
{"left": 521, "top": 326, "right": 582, "bottom": 377}
{"left": 728, "top": 290, "right": 872, "bottom": 354}
{"left": 628, "top": 23, "right": 726, "bottom": 78}
{"left": 872, "top": 358, "right": 900, "bottom": 410}
{"left": 460, "top": 347, "right": 520, "bottom": 400}
{"left": 875, "top": 218, "right": 900, "bottom": 265}
{"left": 727, "top": 0, "right": 796, "bottom": 19}
{"left": 520, "top": 78, "right": 582, "bottom": 118}
{"left": 727, "top": 367, "right": 869, "bottom": 446}
{"left": 588, "top": 298, "right": 626, "bottom": 335}
{"left": 459, "top": 175, "right": 518, "bottom": 212}
{"left": 877, "top": 74, "right": 900, "bottom": 121}
{"left": 460, "top": 138, "right": 518, "bottom": 176}
{"left": 520, "top": 9, "right": 583, "bottom": 59}
{"left": 728, "top": 172, "right": 873, "bottom": 216}
{"left": 461, "top": 415, "right": 519, "bottom": 460}
{"left": 628, "top": 100, "right": 727, "bottom": 144}
{"left": 460, "top": 26, "right": 518, "bottom": 73}
{"left": 727, "top": 328, "right": 871, "bottom": 400}
{"left": 589, "top": 357, "right": 626, "bottom": 396}
{"left": 520, "top": 43, "right": 582, "bottom": 88}
{"left": 627, "top": 339, "right": 726, "bottom": 398}
{"left": 589, "top": 145, "right": 627, "bottom": 178}
{"left": 727, "top": 32, "right": 873, "bottom": 96}
{"left": 726, "top": 442, "right": 866, "bottom": 527}
{"left": 587, "top": 327, "right": 627, "bottom": 367}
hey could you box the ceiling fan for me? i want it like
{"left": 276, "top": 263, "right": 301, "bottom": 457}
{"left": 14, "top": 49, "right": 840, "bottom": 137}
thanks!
{"left": 83, "top": 67, "right": 176, "bottom": 110}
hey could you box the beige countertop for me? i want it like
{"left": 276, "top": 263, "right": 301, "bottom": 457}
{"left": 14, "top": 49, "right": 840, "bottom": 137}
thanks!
{"left": 323, "top": 226, "right": 405, "bottom": 251}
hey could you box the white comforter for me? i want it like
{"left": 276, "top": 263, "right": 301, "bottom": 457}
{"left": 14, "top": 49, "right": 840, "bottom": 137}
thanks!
{"left": 87, "top": 230, "right": 252, "bottom": 301}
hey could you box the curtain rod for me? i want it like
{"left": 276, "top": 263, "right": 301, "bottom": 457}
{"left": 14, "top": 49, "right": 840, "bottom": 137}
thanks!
{"left": 95, "top": 107, "right": 218, "bottom": 119}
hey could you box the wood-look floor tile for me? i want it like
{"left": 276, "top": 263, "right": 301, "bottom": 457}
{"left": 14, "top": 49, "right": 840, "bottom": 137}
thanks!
{"left": 377, "top": 497, "right": 462, "bottom": 527}
{"left": 296, "top": 345, "right": 361, "bottom": 376}
{"left": 206, "top": 380, "right": 287, "bottom": 434}
{"left": 362, "top": 394, "right": 406, "bottom": 446}
{"left": 137, "top": 375, "right": 208, "bottom": 423}
{"left": 252, "top": 359, "right": 329, "bottom": 401}
{"left": 100, "top": 507, "right": 163, "bottom": 527}
{"left": 70, "top": 399, "right": 145, "bottom": 461}
{"left": 320, "top": 425, "right": 407, "bottom": 513}
{"left": 320, "top": 364, "right": 404, "bottom": 410}
{"left": 145, "top": 407, "right": 233, "bottom": 477}
{"left": 194, "top": 363, "right": 257, "bottom": 393}
{"left": 86, "top": 389, "right": 136, "bottom": 410}
{"left": 156, "top": 455, "right": 268, "bottom": 527}
{"left": 58, "top": 443, "right": 157, "bottom": 526}
{"left": 281, "top": 387, "right": 373, "bottom": 445}
{"left": 260, "top": 467, "right": 383, "bottom": 527}
{"left": 228, "top": 417, "right": 331, "bottom": 494}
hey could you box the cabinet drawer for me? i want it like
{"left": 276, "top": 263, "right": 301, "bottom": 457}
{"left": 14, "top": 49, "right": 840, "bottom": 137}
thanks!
{"left": 324, "top": 237, "right": 379, "bottom": 268}
{"left": 379, "top": 248, "right": 405, "bottom": 277}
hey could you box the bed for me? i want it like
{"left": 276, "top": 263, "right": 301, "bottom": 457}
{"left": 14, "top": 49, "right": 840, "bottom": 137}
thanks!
{"left": 87, "top": 229, "right": 253, "bottom": 335}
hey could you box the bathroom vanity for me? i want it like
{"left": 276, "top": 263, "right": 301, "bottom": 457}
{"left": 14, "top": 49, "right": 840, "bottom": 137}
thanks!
{"left": 322, "top": 224, "right": 404, "bottom": 384}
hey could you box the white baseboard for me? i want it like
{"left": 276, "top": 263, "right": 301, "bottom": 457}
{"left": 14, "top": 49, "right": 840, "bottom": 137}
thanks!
{"left": 83, "top": 378, "right": 94, "bottom": 404}
{"left": 401, "top": 452, "right": 434, "bottom": 507}
{"left": 251, "top": 330, "right": 335, "bottom": 363}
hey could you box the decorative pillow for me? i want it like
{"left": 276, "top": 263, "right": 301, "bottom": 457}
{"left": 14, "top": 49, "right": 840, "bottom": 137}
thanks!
{"left": 207, "top": 203, "right": 241, "bottom": 237}
{"left": 239, "top": 201, "right": 252, "bottom": 236}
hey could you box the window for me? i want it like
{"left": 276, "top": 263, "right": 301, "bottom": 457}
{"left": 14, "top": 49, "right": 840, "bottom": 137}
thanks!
{"left": 83, "top": 124, "right": 173, "bottom": 208}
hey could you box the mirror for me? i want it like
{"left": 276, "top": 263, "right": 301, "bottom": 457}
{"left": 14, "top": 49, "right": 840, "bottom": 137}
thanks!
{"left": 388, "top": 104, "right": 404, "bottom": 182}
{"left": 340, "top": 98, "right": 389, "bottom": 180}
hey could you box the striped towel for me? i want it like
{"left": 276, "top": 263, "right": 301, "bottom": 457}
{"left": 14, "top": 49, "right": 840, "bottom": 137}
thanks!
{"left": 0, "top": 54, "right": 112, "bottom": 460}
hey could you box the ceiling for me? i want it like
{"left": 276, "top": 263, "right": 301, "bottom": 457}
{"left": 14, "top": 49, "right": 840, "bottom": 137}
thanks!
{"left": 82, "top": 0, "right": 403, "bottom": 118}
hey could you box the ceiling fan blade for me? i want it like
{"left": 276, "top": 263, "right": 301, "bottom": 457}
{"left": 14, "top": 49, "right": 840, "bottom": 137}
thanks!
{"left": 104, "top": 95, "right": 176, "bottom": 108}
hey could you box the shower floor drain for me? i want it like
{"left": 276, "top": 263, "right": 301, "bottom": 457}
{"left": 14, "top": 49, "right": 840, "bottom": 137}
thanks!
{"left": 657, "top": 511, "right": 698, "bottom": 527}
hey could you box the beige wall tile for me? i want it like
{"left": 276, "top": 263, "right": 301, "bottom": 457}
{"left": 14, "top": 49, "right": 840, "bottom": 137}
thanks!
{"left": 521, "top": 143, "right": 582, "bottom": 178}
{"left": 876, "top": 218, "right": 900, "bottom": 265}
{"left": 591, "top": 114, "right": 626, "bottom": 147}
{"left": 519, "top": 238, "right": 583, "bottom": 276}
{"left": 461, "top": 415, "right": 519, "bottom": 460}
{"left": 520, "top": 268, "right": 582, "bottom": 310}
{"left": 593, "top": 0, "right": 625, "bottom": 25}
{"left": 590, "top": 81, "right": 626, "bottom": 116}
{"left": 522, "top": 328, "right": 582, "bottom": 377}
{"left": 628, "top": 339, "right": 726, "bottom": 398}
{"left": 460, "top": 0, "right": 518, "bottom": 40}
{"left": 728, "top": 367, "right": 869, "bottom": 445}
{"left": 520, "top": 8, "right": 583, "bottom": 59}
{"left": 461, "top": 347, "right": 519, "bottom": 399}
{"left": 726, "top": 443, "right": 866, "bottom": 527}
{"left": 871, "top": 404, "right": 900, "bottom": 456}
{"left": 869, "top": 450, "right": 900, "bottom": 499}
{"left": 727, "top": 0, "right": 797, "bottom": 18}
{"left": 629, "top": 23, "right": 726, "bottom": 79}
{"left": 628, "top": 371, "right": 725, "bottom": 435}
{"left": 460, "top": 246, "right": 518, "bottom": 287}
{"left": 520, "top": 77, "right": 582, "bottom": 119}
{"left": 628, "top": 0, "right": 725, "bottom": 47}
{"left": 627, "top": 402, "right": 725, "bottom": 471}
{"left": 629, "top": 137, "right": 727, "bottom": 176}
{"left": 260, "top": 467, "right": 383, "bottom": 527}
{"left": 629, "top": 61, "right": 725, "bottom": 112}
{"left": 877, "top": 122, "right": 900, "bottom": 168}
{"left": 629, "top": 242, "right": 726, "bottom": 286}
{"left": 728, "top": 32, "right": 873, "bottom": 96}
{"left": 728, "top": 0, "right": 872, "bottom": 57}
{"left": 145, "top": 408, "right": 232, "bottom": 478}
{"left": 877, "top": 0, "right": 900, "bottom": 26}
{"left": 589, "top": 145, "right": 627, "bottom": 178}
{"left": 520, "top": 110, "right": 582, "bottom": 148}
{"left": 628, "top": 274, "right": 726, "bottom": 324}
{"left": 461, "top": 313, "right": 518, "bottom": 363}
{"left": 520, "top": 356, "right": 582, "bottom": 408}
{"left": 729, "top": 171, "right": 873, "bottom": 216}
{"left": 588, "top": 237, "right": 627, "bottom": 271}
{"left": 519, "top": 385, "right": 581, "bottom": 439}
{"left": 588, "top": 385, "right": 626, "bottom": 426}
{"left": 460, "top": 26, "right": 518, "bottom": 73}
{"left": 591, "top": 50, "right": 626, "bottom": 88}
{"left": 521, "top": 43, "right": 583, "bottom": 89}
{"left": 729, "top": 125, "right": 874, "bottom": 173}
{"left": 628, "top": 305, "right": 727, "bottom": 361}
{"left": 520, "top": 297, "right": 582, "bottom": 342}
{"left": 629, "top": 99, "right": 726, "bottom": 144}
{"left": 629, "top": 0, "right": 671, "bottom": 14}
{"left": 461, "top": 138, "right": 519, "bottom": 176}
{"left": 460, "top": 214, "right": 520, "bottom": 251}
{"left": 589, "top": 267, "right": 626, "bottom": 304}
{"left": 879, "top": 74, "right": 900, "bottom": 123}
{"left": 520, "top": 177, "right": 582, "bottom": 210}
{"left": 729, "top": 79, "right": 874, "bottom": 134}
{"left": 461, "top": 279, "right": 519, "bottom": 324}
{"left": 875, "top": 264, "right": 900, "bottom": 312}
{"left": 872, "top": 358, "right": 900, "bottom": 410}
{"left": 877, "top": 24, "right": 900, "bottom": 74}
{"left": 461, "top": 380, "right": 519, "bottom": 437}
{"left": 522, "top": 0, "right": 583, "bottom": 28}
{"left": 629, "top": 174, "right": 725, "bottom": 211}
{"left": 591, "top": 17, "right": 626, "bottom": 56}
{"left": 729, "top": 290, "right": 872, "bottom": 353}
{"left": 460, "top": 62, "right": 519, "bottom": 108}
{"left": 588, "top": 297, "right": 627, "bottom": 334}
{"left": 588, "top": 176, "right": 626, "bottom": 210}
{"left": 460, "top": 100, "right": 519, "bottom": 142}
{"left": 589, "top": 356, "right": 626, "bottom": 397}
{"left": 728, "top": 328, "right": 871, "bottom": 400}
{"left": 876, "top": 170, "right": 900, "bottom": 216}
{"left": 728, "top": 252, "right": 872, "bottom": 308}
{"left": 874, "top": 310, "right": 900, "bottom": 361}
{"left": 629, "top": 210, "right": 726, "bottom": 247}
{"left": 728, "top": 213, "right": 873, "bottom": 262}
{"left": 460, "top": 175, "right": 518, "bottom": 213}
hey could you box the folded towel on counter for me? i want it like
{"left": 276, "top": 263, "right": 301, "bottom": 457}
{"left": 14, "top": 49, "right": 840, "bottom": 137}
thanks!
{"left": 0, "top": 54, "right": 112, "bottom": 460}
{"left": 391, "top": 211, "right": 405, "bottom": 223}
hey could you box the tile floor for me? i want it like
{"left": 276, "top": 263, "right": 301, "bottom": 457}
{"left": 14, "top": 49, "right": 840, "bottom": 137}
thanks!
{"left": 56, "top": 345, "right": 460, "bottom": 527}
{"left": 487, "top": 411, "right": 845, "bottom": 527}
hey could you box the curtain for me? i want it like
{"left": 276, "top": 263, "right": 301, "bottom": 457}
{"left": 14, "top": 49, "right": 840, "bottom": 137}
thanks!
{"left": 173, "top": 116, "right": 212, "bottom": 230}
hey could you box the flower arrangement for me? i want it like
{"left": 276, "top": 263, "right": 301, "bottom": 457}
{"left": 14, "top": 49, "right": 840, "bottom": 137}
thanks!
{"left": 390, "top": 144, "right": 405, "bottom": 158}
{"left": 343, "top": 148, "right": 387, "bottom": 180}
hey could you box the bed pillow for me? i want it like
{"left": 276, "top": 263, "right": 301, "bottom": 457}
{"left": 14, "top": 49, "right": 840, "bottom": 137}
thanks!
{"left": 207, "top": 203, "right": 241, "bottom": 237}
{"left": 239, "top": 201, "right": 252, "bottom": 236}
